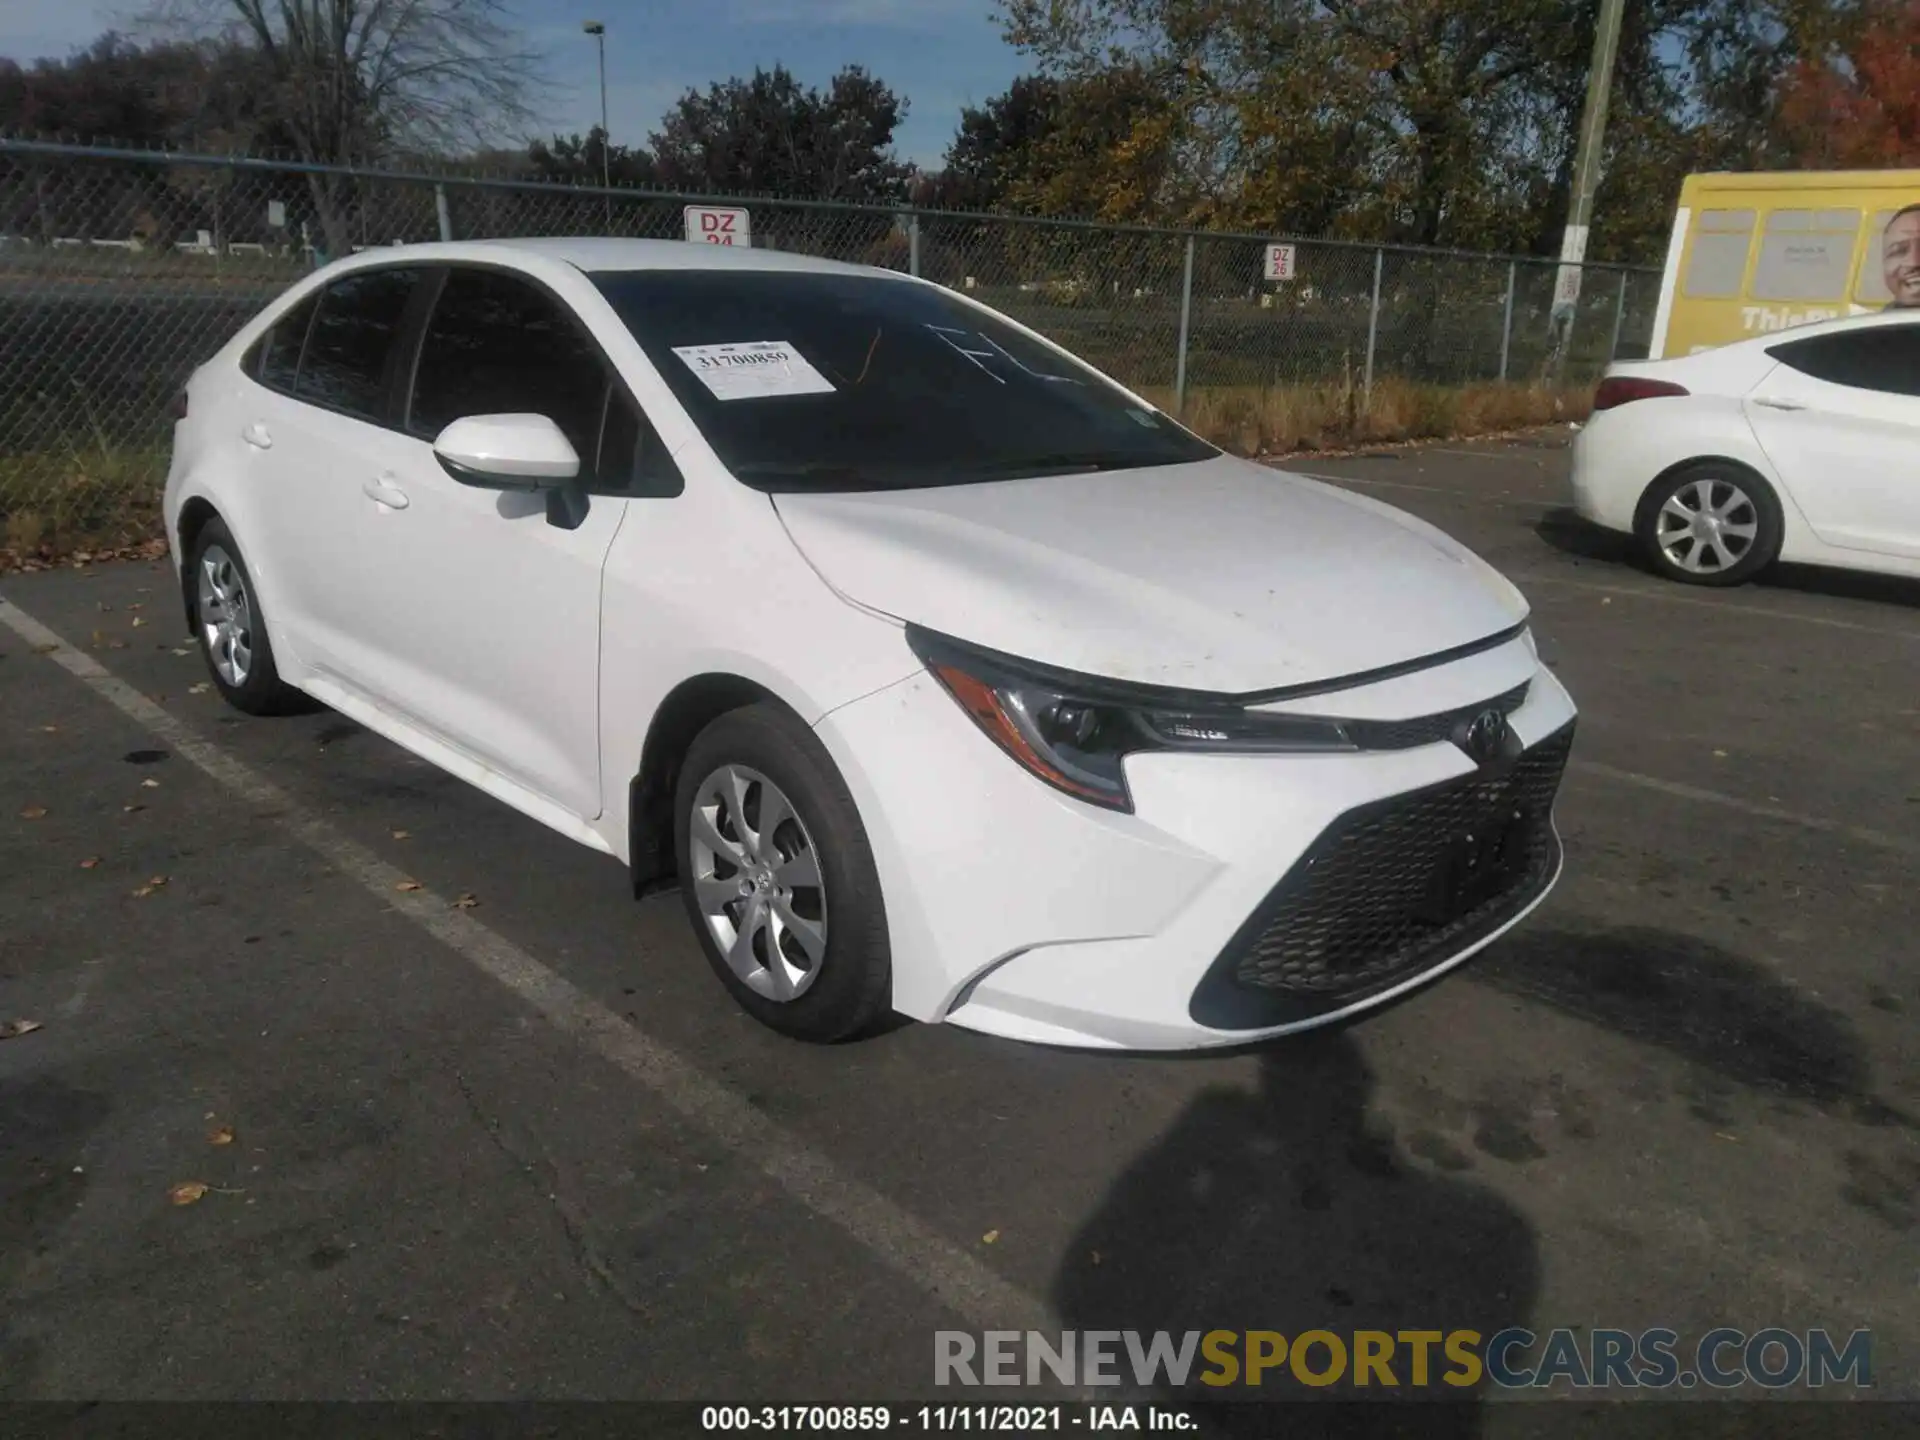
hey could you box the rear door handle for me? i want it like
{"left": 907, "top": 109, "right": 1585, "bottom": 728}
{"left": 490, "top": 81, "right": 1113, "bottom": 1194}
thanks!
{"left": 241, "top": 422, "right": 273, "bottom": 449}
{"left": 362, "top": 476, "right": 410, "bottom": 511}
{"left": 1752, "top": 396, "right": 1808, "bottom": 411}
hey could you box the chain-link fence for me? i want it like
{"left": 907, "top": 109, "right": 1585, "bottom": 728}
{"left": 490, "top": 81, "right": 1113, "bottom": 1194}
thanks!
{"left": 0, "top": 138, "right": 1657, "bottom": 552}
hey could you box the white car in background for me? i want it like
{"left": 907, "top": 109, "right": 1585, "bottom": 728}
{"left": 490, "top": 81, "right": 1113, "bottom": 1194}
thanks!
{"left": 163, "top": 238, "right": 1576, "bottom": 1051}
{"left": 1572, "top": 310, "right": 1920, "bottom": 586}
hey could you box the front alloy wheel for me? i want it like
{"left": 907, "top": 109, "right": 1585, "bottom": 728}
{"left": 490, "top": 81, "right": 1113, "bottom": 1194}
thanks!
{"left": 687, "top": 763, "right": 829, "bottom": 1003}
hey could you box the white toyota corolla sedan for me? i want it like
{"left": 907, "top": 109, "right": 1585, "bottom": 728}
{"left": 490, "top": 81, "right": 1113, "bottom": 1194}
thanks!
{"left": 1572, "top": 310, "right": 1920, "bottom": 587}
{"left": 163, "top": 238, "right": 1576, "bottom": 1050}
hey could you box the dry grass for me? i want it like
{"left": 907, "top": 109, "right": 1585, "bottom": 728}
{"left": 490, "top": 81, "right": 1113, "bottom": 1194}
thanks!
{"left": 1141, "top": 379, "right": 1592, "bottom": 457}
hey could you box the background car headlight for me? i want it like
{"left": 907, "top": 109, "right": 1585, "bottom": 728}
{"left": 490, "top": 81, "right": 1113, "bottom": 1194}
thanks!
{"left": 906, "top": 626, "right": 1354, "bottom": 812}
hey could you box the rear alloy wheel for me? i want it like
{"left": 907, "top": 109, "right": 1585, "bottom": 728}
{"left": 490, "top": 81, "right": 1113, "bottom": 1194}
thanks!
{"left": 1636, "top": 463, "right": 1783, "bottom": 587}
{"left": 187, "top": 518, "right": 304, "bottom": 715}
{"left": 673, "top": 703, "right": 892, "bottom": 1042}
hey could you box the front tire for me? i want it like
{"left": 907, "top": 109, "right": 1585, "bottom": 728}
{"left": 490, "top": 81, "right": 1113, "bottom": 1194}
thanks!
{"left": 1634, "top": 461, "right": 1783, "bottom": 587}
{"left": 187, "top": 518, "right": 304, "bottom": 715}
{"left": 673, "top": 703, "right": 892, "bottom": 1042}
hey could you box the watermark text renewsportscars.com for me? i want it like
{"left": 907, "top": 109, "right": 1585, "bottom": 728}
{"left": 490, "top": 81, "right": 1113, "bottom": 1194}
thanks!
{"left": 935, "top": 1328, "right": 1872, "bottom": 1391}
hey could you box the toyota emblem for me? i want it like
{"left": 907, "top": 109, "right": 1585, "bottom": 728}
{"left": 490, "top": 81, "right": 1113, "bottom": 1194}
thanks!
{"left": 1457, "top": 708, "right": 1509, "bottom": 765}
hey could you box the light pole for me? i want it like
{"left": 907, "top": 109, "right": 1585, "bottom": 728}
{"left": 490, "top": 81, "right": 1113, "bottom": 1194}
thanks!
{"left": 583, "top": 19, "right": 610, "bottom": 228}
{"left": 1549, "top": 0, "right": 1625, "bottom": 376}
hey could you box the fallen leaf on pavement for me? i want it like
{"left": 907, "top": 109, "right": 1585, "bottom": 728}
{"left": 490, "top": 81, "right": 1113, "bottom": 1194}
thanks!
{"left": 187, "top": 683, "right": 210, "bottom": 695}
{"left": 79, "top": 856, "right": 100, "bottom": 869}
{"left": 40, "top": 724, "right": 57, "bottom": 733}
{"left": 453, "top": 893, "right": 479, "bottom": 909}
{"left": 31, "top": 643, "right": 58, "bottom": 654}
{"left": 169, "top": 1181, "right": 208, "bottom": 1206}
{"left": 0, "top": 1019, "right": 44, "bottom": 1040}
{"left": 207, "top": 1125, "right": 234, "bottom": 1146}
{"left": 122, "top": 803, "right": 144, "bottom": 814}
{"left": 395, "top": 880, "right": 422, "bottom": 892}
{"left": 1090, "top": 1250, "right": 1101, "bottom": 1266}
{"left": 171, "top": 648, "right": 192, "bottom": 657}
{"left": 140, "top": 778, "right": 160, "bottom": 788}
{"left": 131, "top": 617, "right": 145, "bottom": 628}
{"left": 982, "top": 1229, "right": 1000, "bottom": 1245}
{"left": 1712, "top": 749, "right": 1728, "bottom": 758}
{"left": 20, "top": 805, "right": 47, "bottom": 819}
{"left": 132, "top": 885, "right": 158, "bottom": 898}
{"left": 391, "top": 829, "right": 410, "bottom": 840}
{"left": 147, "top": 875, "right": 168, "bottom": 888}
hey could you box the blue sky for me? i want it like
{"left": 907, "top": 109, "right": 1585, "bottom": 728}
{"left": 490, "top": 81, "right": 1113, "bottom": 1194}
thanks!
{"left": 3, "top": 0, "right": 1030, "bottom": 167}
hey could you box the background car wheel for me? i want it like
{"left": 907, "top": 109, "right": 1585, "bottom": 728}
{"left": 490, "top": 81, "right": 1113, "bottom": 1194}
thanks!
{"left": 673, "top": 703, "right": 892, "bottom": 1043}
{"left": 187, "top": 518, "right": 304, "bottom": 715}
{"left": 1633, "top": 461, "right": 1783, "bottom": 587}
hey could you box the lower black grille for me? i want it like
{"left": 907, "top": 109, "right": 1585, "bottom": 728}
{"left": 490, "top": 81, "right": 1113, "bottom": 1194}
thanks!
{"left": 1189, "top": 722, "right": 1574, "bottom": 1029}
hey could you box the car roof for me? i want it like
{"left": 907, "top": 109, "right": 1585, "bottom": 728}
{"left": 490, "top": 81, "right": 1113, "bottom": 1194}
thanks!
{"left": 1725, "top": 306, "right": 1920, "bottom": 348}
{"left": 329, "top": 236, "right": 903, "bottom": 281}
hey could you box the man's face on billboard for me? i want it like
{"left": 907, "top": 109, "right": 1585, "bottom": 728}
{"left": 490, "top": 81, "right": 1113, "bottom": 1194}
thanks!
{"left": 1882, "top": 209, "right": 1920, "bottom": 306}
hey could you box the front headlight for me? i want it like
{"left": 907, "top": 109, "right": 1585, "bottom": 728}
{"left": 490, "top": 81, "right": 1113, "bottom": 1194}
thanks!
{"left": 906, "top": 626, "right": 1354, "bottom": 813}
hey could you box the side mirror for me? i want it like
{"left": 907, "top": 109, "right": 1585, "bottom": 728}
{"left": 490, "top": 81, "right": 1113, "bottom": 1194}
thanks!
{"left": 432, "top": 413, "right": 580, "bottom": 492}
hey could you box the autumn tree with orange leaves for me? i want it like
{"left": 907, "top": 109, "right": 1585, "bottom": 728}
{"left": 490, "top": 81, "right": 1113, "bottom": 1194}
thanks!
{"left": 1781, "top": 1, "right": 1920, "bottom": 165}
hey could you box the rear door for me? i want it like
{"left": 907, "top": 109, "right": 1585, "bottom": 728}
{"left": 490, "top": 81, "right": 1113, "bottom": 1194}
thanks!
{"left": 239, "top": 265, "right": 429, "bottom": 676}
{"left": 1744, "top": 322, "right": 1920, "bottom": 559}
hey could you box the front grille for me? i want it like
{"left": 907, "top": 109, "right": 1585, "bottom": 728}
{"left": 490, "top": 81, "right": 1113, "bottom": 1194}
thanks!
{"left": 1342, "top": 681, "right": 1530, "bottom": 752}
{"left": 1191, "top": 723, "right": 1573, "bottom": 1025}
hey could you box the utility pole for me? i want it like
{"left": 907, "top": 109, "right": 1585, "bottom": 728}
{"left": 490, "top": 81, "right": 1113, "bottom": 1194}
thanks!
{"left": 584, "top": 20, "right": 611, "bottom": 228}
{"left": 1550, "top": 0, "right": 1626, "bottom": 373}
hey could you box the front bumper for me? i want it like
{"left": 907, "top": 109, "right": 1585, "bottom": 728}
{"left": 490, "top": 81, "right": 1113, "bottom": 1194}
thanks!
{"left": 814, "top": 637, "right": 1577, "bottom": 1051}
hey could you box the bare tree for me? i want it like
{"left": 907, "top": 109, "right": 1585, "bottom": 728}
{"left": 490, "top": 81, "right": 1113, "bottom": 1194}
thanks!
{"left": 145, "top": 0, "right": 546, "bottom": 252}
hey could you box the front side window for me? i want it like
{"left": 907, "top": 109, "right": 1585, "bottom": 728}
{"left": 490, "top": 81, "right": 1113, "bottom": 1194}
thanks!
{"left": 408, "top": 267, "right": 676, "bottom": 492}
{"left": 589, "top": 269, "right": 1217, "bottom": 492}
{"left": 295, "top": 268, "right": 422, "bottom": 420}
{"left": 1768, "top": 324, "right": 1920, "bottom": 397}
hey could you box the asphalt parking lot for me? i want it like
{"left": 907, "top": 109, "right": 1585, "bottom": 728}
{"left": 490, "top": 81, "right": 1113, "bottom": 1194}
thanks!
{"left": 2, "top": 431, "right": 1918, "bottom": 1421}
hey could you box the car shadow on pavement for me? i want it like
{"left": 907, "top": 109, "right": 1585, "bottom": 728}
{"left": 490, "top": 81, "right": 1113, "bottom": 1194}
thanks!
{"left": 1534, "top": 507, "right": 1920, "bottom": 610}
{"left": 1473, "top": 924, "right": 1908, "bottom": 1127}
{"left": 1051, "top": 1033, "right": 1537, "bottom": 1435}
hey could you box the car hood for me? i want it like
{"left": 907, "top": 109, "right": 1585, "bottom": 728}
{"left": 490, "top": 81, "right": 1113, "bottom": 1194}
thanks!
{"left": 770, "top": 454, "right": 1529, "bottom": 695}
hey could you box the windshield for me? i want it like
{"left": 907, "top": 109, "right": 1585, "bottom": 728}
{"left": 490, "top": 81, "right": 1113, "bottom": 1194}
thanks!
{"left": 589, "top": 268, "right": 1218, "bottom": 492}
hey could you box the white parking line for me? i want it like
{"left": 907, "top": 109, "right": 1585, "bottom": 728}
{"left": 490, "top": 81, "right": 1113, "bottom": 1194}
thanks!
{"left": 0, "top": 595, "right": 1056, "bottom": 1336}
{"left": 1293, "top": 470, "right": 1558, "bottom": 509}
{"left": 1568, "top": 760, "right": 1920, "bottom": 861}
{"left": 1518, "top": 573, "right": 1920, "bottom": 641}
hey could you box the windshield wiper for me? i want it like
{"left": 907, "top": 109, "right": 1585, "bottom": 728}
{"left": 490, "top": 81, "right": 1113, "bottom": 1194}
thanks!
{"left": 959, "top": 451, "right": 1149, "bottom": 479}
{"left": 728, "top": 461, "right": 874, "bottom": 488}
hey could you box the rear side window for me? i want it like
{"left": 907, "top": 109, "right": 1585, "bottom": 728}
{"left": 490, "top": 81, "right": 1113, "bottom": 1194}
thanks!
{"left": 296, "top": 268, "right": 423, "bottom": 420}
{"left": 409, "top": 267, "right": 679, "bottom": 494}
{"left": 1768, "top": 325, "right": 1920, "bottom": 396}
{"left": 251, "top": 293, "right": 318, "bottom": 393}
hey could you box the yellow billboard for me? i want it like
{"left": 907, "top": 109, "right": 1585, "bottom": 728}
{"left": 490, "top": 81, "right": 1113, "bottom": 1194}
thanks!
{"left": 1649, "top": 168, "right": 1920, "bottom": 358}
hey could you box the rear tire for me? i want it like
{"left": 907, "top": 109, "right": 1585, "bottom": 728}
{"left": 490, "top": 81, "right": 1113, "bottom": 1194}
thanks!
{"left": 186, "top": 517, "right": 304, "bottom": 715}
{"left": 673, "top": 703, "right": 893, "bottom": 1043}
{"left": 1634, "top": 461, "right": 1783, "bottom": 588}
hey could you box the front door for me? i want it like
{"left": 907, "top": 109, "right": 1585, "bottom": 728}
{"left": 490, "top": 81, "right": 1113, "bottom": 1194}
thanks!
{"left": 335, "top": 266, "right": 647, "bottom": 819}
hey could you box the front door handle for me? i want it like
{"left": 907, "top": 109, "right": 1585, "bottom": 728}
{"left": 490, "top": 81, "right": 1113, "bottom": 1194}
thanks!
{"left": 362, "top": 476, "right": 410, "bottom": 511}
{"left": 1752, "top": 396, "right": 1808, "bottom": 411}
{"left": 241, "top": 422, "right": 273, "bottom": 449}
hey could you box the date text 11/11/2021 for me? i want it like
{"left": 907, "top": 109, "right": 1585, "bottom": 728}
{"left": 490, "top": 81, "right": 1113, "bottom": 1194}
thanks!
{"left": 701, "top": 1406, "right": 1195, "bottom": 1431}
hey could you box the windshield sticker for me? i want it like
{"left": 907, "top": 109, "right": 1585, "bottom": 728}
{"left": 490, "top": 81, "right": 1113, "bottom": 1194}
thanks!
{"left": 924, "top": 325, "right": 1082, "bottom": 386}
{"left": 672, "top": 341, "right": 837, "bottom": 401}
